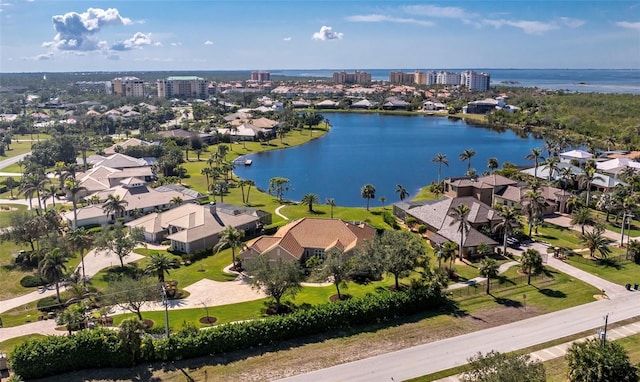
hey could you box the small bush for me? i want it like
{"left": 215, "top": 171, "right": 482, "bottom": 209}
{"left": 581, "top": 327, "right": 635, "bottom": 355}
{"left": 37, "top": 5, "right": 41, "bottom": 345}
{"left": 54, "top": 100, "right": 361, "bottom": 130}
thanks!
{"left": 417, "top": 224, "right": 428, "bottom": 234}
{"left": 36, "top": 296, "right": 63, "bottom": 312}
{"left": 382, "top": 211, "right": 399, "bottom": 229}
{"left": 20, "top": 274, "right": 48, "bottom": 288}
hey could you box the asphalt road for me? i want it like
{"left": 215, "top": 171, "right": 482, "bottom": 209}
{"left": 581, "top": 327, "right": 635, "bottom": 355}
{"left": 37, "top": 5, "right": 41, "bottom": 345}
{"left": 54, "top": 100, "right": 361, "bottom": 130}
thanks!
{"left": 278, "top": 292, "right": 640, "bottom": 382}
{"left": 0, "top": 151, "right": 30, "bottom": 171}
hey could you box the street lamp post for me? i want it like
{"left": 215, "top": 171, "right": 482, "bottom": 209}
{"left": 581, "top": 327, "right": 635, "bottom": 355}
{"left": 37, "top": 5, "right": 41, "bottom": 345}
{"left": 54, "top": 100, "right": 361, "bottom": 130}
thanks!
{"left": 161, "top": 285, "right": 169, "bottom": 338}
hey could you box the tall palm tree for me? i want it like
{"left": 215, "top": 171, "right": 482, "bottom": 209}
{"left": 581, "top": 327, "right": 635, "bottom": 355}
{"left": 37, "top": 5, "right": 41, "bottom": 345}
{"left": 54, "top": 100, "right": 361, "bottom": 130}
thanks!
{"left": 479, "top": 257, "right": 499, "bottom": 294}
{"left": 68, "top": 228, "right": 92, "bottom": 286}
{"left": 449, "top": 204, "right": 470, "bottom": 260}
{"left": 520, "top": 248, "right": 543, "bottom": 285}
{"left": 441, "top": 241, "right": 458, "bottom": 269}
{"left": 432, "top": 153, "right": 449, "bottom": 183}
{"left": 582, "top": 227, "right": 612, "bottom": 259}
{"left": 580, "top": 166, "right": 605, "bottom": 206}
{"left": 64, "top": 179, "right": 87, "bottom": 230}
{"left": 525, "top": 148, "right": 543, "bottom": 179}
{"left": 39, "top": 248, "right": 68, "bottom": 303}
{"left": 326, "top": 198, "right": 336, "bottom": 219}
{"left": 395, "top": 184, "right": 409, "bottom": 201}
{"left": 361, "top": 184, "right": 376, "bottom": 211}
{"left": 42, "top": 184, "right": 58, "bottom": 210}
{"left": 170, "top": 196, "right": 183, "bottom": 206}
{"left": 459, "top": 148, "right": 476, "bottom": 171}
{"left": 542, "top": 156, "right": 560, "bottom": 182}
{"left": 523, "top": 189, "right": 546, "bottom": 238}
{"left": 245, "top": 179, "right": 255, "bottom": 205}
{"left": 301, "top": 193, "right": 319, "bottom": 212}
{"left": 213, "top": 226, "right": 245, "bottom": 270}
{"left": 102, "top": 194, "right": 129, "bottom": 222}
{"left": 493, "top": 206, "right": 521, "bottom": 256}
{"left": 145, "top": 252, "right": 179, "bottom": 283}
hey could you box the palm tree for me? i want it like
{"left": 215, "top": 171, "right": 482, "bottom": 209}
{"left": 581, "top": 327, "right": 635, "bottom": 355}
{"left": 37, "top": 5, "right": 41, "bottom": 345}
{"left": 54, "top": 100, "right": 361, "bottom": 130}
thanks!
{"left": 525, "top": 148, "right": 543, "bottom": 179}
{"left": 379, "top": 196, "right": 386, "bottom": 208}
{"left": 479, "top": 257, "right": 499, "bottom": 294}
{"left": 523, "top": 189, "right": 545, "bottom": 238}
{"left": 432, "top": 153, "right": 449, "bottom": 183}
{"left": 582, "top": 227, "right": 612, "bottom": 259}
{"left": 493, "top": 206, "right": 521, "bottom": 256}
{"left": 542, "top": 156, "right": 560, "bottom": 182}
{"left": 459, "top": 148, "right": 476, "bottom": 171}
{"left": 395, "top": 184, "right": 409, "bottom": 201}
{"left": 213, "top": 226, "right": 245, "bottom": 270}
{"left": 301, "top": 193, "right": 319, "bottom": 212}
{"left": 170, "top": 196, "right": 183, "bottom": 207}
{"left": 145, "top": 252, "right": 179, "bottom": 283}
{"left": 441, "top": 241, "right": 458, "bottom": 269}
{"left": 68, "top": 228, "right": 92, "bottom": 286}
{"left": 64, "top": 179, "right": 87, "bottom": 230}
{"left": 571, "top": 207, "right": 595, "bottom": 235}
{"left": 520, "top": 248, "right": 543, "bottom": 285}
{"left": 449, "top": 204, "right": 470, "bottom": 260}
{"left": 487, "top": 157, "right": 499, "bottom": 172}
{"left": 42, "top": 184, "right": 58, "bottom": 210}
{"left": 627, "top": 239, "right": 640, "bottom": 263}
{"left": 326, "top": 198, "right": 336, "bottom": 219}
{"left": 39, "top": 248, "right": 68, "bottom": 303}
{"left": 580, "top": 167, "right": 605, "bottom": 206}
{"left": 3, "top": 177, "right": 17, "bottom": 199}
{"left": 361, "top": 184, "right": 376, "bottom": 211}
{"left": 244, "top": 179, "right": 255, "bottom": 205}
{"left": 102, "top": 194, "right": 128, "bottom": 222}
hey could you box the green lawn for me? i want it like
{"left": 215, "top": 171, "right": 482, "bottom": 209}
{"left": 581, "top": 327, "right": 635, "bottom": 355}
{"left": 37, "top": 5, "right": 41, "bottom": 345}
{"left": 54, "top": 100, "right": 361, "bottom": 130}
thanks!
{"left": 564, "top": 254, "right": 640, "bottom": 287}
{"left": 592, "top": 210, "right": 640, "bottom": 238}
{"left": 0, "top": 334, "right": 45, "bottom": 354}
{"left": 0, "top": 204, "right": 28, "bottom": 227}
{"left": 412, "top": 187, "right": 441, "bottom": 201}
{"left": 532, "top": 222, "right": 585, "bottom": 249}
{"left": 278, "top": 203, "right": 394, "bottom": 230}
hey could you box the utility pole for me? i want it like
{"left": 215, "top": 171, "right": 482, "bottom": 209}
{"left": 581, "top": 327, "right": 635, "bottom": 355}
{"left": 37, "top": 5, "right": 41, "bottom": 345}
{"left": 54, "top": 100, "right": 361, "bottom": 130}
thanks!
{"left": 602, "top": 314, "right": 609, "bottom": 348}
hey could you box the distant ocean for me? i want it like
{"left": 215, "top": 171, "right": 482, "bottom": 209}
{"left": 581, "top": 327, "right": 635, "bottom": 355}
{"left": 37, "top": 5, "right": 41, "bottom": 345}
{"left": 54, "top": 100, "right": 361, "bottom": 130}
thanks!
{"left": 269, "top": 69, "right": 640, "bottom": 94}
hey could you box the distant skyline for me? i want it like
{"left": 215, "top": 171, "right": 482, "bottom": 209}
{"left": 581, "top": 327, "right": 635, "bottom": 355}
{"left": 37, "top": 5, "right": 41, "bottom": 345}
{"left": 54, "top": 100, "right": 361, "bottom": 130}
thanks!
{"left": 1, "top": 1, "right": 639, "bottom": 73}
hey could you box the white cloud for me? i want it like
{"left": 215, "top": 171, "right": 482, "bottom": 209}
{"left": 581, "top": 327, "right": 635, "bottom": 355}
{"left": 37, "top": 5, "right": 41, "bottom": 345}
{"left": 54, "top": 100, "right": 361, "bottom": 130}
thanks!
{"left": 558, "top": 17, "right": 585, "bottom": 28}
{"left": 283, "top": 36, "right": 292, "bottom": 41}
{"left": 171, "top": 42, "right": 183, "bottom": 46}
{"left": 154, "top": 42, "right": 163, "bottom": 47}
{"left": 484, "top": 19, "right": 557, "bottom": 35}
{"left": 616, "top": 21, "right": 640, "bottom": 30}
{"left": 204, "top": 40, "right": 214, "bottom": 45}
{"left": 22, "top": 53, "right": 54, "bottom": 61}
{"left": 44, "top": 7, "right": 132, "bottom": 51}
{"left": 346, "top": 14, "right": 434, "bottom": 26}
{"left": 312, "top": 26, "right": 343, "bottom": 41}
{"left": 403, "top": 4, "right": 471, "bottom": 19}
{"left": 111, "top": 32, "right": 152, "bottom": 51}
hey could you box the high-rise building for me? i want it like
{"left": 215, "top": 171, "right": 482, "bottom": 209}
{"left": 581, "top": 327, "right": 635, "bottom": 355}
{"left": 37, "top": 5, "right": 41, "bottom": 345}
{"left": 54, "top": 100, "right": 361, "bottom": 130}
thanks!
{"left": 389, "top": 70, "right": 414, "bottom": 84}
{"left": 461, "top": 71, "right": 491, "bottom": 91}
{"left": 436, "top": 71, "right": 461, "bottom": 86}
{"left": 111, "top": 77, "right": 145, "bottom": 97}
{"left": 157, "top": 76, "right": 208, "bottom": 99}
{"left": 332, "top": 70, "right": 371, "bottom": 84}
{"left": 250, "top": 71, "right": 271, "bottom": 82}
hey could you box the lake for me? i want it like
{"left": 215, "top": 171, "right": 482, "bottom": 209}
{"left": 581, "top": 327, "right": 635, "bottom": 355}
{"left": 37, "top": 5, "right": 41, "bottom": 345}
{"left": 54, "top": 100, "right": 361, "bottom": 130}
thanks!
{"left": 234, "top": 113, "right": 544, "bottom": 207}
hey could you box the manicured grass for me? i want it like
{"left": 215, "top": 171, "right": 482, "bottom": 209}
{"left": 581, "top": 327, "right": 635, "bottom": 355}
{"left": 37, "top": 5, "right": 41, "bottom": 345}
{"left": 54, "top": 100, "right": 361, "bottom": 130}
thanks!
{"left": 0, "top": 241, "right": 42, "bottom": 300}
{"left": 412, "top": 187, "right": 441, "bottom": 201}
{"left": 532, "top": 222, "right": 585, "bottom": 249}
{"left": 564, "top": 254, "right": 640, "bottom": 287}
{"left": 278, "top": 203, "right": 393, "bottom": 230}
{"left": 0, "top": 334, "right": 45, "bottom": 354}
{"left": 0, "top": 203, "right": 28, "bottom": 227}
{"left": 592, "top": 210, "right": 640, "bottom": 238}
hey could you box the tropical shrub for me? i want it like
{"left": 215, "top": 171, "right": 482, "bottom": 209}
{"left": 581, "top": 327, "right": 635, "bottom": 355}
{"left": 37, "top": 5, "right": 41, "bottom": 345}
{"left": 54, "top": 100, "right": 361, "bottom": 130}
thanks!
{"left": 383, "top": 211, "right": 400, "bottom": 229}
{"left": 20, "top": 274, "right": 48, "bottom": 288}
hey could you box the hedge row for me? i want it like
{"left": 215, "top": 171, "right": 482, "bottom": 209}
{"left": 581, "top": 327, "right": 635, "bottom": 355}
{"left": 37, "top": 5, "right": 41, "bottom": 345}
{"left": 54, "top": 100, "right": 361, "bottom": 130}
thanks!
{"left": 11, "top": 287, "right": 443, "bottom": 379}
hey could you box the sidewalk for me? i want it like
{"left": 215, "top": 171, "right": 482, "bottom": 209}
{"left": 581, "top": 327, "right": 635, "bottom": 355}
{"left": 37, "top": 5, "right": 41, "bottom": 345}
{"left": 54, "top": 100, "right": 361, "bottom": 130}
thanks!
{"left": 433, "top": 320, "right": 640, "bottom": 381}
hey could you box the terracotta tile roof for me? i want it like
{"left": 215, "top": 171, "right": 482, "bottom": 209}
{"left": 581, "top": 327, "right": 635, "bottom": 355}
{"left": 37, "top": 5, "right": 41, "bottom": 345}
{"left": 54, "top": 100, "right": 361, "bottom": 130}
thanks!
{"left": 475, "top": 174, "right": 517, "bottom": 187}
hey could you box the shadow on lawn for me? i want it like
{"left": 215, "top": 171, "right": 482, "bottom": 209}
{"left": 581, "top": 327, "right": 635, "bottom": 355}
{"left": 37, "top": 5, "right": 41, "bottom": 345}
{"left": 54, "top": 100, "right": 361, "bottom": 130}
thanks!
{"left": 538, "top": 288, "right": 567, "bottom": 298}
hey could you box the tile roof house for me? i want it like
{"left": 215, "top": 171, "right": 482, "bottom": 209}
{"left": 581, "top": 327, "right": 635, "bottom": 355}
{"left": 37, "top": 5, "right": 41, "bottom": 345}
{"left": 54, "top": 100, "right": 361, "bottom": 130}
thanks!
{"left": 83, "top": 153, "right": 151, "bottom": 170}
{"left": 241, "top": 218, "right": 376, "bottom": 264}
{"left": 126, "top": 202, "right": 269, "bottom": 254}
{"left": 394, "top": 197, "right": 501, "bottom": 257}
{"left": 75, "top": 165, "right": 155, "bottom": 196}
{"left": 104, "top": 138, "right": 153, "bottom": 155}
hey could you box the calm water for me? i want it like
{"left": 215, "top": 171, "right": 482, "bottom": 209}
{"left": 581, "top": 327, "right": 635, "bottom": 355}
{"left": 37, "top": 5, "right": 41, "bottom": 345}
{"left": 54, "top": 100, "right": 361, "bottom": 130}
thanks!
{"left": 270, "top": 69, "right": 640, "bottom": 94}
{"left": 234, "top": 114, "right": 544, "bottom": 207}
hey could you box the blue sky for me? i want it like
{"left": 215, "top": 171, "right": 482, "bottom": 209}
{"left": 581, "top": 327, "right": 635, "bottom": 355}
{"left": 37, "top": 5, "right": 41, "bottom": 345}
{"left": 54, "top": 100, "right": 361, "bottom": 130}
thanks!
{"left": 0, "top": 1, "right": 638, "bottom": 72}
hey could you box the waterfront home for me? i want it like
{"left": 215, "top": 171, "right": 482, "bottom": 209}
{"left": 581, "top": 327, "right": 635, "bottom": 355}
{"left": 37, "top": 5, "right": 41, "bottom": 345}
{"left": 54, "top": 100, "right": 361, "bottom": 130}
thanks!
{"left": 559, "top": 149, "right": 593, "bottom": 165}
{"left": 382, "top": 97, "right": 410, "bottom": 110}
{"left": 126, "top": 202, "right": 269, "bottom": 254}
{"left": 241, "top": 218, "right": 375, "bottom": 264}
{"left": 494, "top": 185, "right": 573, "bottom": 214}
{"left": 393, "top": 197, "right": 500, "bottom": 258}
{"left": 83, "top": 153, "right": 152, "bottom": 170}
{"left": 351, "top": 99, "right": 378, "bottom": 109}
{"left": 596, "top": 158, "right": 640, "bottom": 176}
{"left": 75, "top": 165, "right": 155, "bottom": 196}
{"left": 423, "top": 101, "right": 447, "bottom": 111}
{"left": 315, "top": 99, "right": 339, "bottom": 109}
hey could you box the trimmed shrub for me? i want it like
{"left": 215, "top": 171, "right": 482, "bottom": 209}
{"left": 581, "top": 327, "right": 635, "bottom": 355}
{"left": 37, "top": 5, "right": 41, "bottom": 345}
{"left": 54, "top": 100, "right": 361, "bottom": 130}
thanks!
{"left": 383, "top": 211, "right": 400, "bottom": 230}
{"left": 20, "top": 274, "right": 48, "bottom": 288}
{"left": 36, "top": 296, "right": 63, "bottom": 312}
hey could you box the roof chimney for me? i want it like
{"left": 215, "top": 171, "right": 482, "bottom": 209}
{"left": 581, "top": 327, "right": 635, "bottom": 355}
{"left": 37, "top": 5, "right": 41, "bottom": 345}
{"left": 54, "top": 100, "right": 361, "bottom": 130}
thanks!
{"left": 209, "top": 202, "right": 217, "bottom": 215}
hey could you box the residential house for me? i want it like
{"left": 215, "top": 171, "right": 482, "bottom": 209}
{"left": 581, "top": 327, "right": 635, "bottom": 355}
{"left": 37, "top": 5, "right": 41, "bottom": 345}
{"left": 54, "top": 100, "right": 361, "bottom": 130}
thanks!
{"left": 315, "top": 99, "right": 339, "bottom": 109}
{"left": 382, "top": 97, "right": 410, "bottom": 110}
{"left": 596, "top": 158, "right": 640, "bottom": 177}
{"left": 83, "top": 153, "right": 151, "bottom": 170}
{"left": 559, "top": 149, "right": 593, "bottom": 165}
{"left": 351, "top": 99, "right": 378, "bottom": 109}
{"left": 104, "top": 138, "right": 153, "bottom": 155}
{"left": 126, "top": 202, "right": 269, "bottom": 254}
{"left": 394, "top": 197, "right": 501, "bottom": 257}
{"left": 75, "top": 165, "right": 155, "bottom": 196}
{"left": 241, "top": 218, "right": 375, "bottom": 264}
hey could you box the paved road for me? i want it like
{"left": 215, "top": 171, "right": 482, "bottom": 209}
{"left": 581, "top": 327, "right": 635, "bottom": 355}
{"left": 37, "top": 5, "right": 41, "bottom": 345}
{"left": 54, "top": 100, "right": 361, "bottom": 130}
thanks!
{"left": 0, "top": 152, "right": 30, "bottom": 171}
{"left": 278, "top": 291, "right": 640, "bottom": 382}
{"left": 545, "top": 213, "right": 624, "bottom": 242}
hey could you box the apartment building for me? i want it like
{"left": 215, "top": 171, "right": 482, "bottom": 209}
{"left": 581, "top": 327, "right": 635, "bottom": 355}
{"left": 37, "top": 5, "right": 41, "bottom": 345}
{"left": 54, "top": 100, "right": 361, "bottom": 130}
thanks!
{"left": 250, "top": 71, "right": 271, "bottom": 82}
{"left": 461, "top": 71, "right": 491, "bottom": 91}
{"left": 414, "top": 70, "right": 437, "bottom": 86}
{"left": 111, "top": 77, "right": 145, "bottom": 97}
{"left": 436, "top": 71, "right": 461, "bottom": 86}
{"left": 333, "top": 70, "right": 372, "bottom": 84}
{"left": 389, "top": 70, "right": 414, "bottom": 84}
{"left": 157, "top": 76, "right": 207, "bottom": 99}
